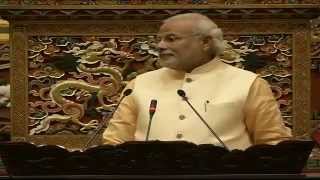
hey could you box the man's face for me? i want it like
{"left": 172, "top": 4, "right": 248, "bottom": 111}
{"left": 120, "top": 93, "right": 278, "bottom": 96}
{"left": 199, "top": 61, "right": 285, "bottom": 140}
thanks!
{"left": 157, "top": 20, "right": 207, "bottom": 71}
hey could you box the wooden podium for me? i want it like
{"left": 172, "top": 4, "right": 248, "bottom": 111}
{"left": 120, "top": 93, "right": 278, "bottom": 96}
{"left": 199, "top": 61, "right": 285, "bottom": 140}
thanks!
{"left": 0, "top": 140, "right": 314, "bottom": 177}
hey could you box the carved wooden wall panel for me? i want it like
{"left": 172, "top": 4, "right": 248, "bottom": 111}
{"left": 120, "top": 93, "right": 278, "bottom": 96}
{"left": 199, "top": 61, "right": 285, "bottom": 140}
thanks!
{"left": 0, "top": 19, "right": 10, "bottom": 142}
{"left": 0, "top": 3, "right": 318, "bottom": 150}
{"left": 4, "top": 19, "right": 311, "bottom": 148}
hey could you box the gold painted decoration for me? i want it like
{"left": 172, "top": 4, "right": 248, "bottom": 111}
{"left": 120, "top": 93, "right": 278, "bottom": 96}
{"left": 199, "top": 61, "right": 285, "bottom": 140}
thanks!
{"left": 0, "top": 43, "right": 9, "bottom": 70}
{"left": 0, "top": 18, "right": 9, "bottom": 140}
{"left": 5, "top": 10, "right": 312, "bottom": 148}
{"left": 27, "top": 34, "right": 294, "bottom": 136}
{"left": 220, "top": 34, "right": 293, "bottom": 127}
{"left": 27, "top": 36, "right": 160, "bottom": 135}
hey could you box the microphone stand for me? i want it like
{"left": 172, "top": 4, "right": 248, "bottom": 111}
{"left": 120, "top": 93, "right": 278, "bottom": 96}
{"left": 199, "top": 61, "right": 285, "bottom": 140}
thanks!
{"left": 83, "top": 89, "right": 132, "bottom": 150}
{"left": 177, "top": 90, "right": 229, "bottom": 151}
{"left": 145, "top": 115, "right": 153, "bottom": 141}
{"left": 146, "top": 99, "right": 157, "bottom": 141}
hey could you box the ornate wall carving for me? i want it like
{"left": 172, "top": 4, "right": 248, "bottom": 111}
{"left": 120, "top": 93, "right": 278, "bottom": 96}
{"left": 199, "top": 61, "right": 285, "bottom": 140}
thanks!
{"left": 25, "top": 33, "right": 296, "bottom": 138}
{"left": 5, "top": 19, "right": 311, "bottom": 148}
{"left": 0, "top": 41, "right": 10, "bottom": 141}
{"left": 0, "top": 19, "right": 10, "bottom": 142}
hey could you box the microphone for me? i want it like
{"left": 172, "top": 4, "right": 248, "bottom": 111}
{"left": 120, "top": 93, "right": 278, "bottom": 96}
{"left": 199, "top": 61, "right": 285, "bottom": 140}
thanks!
{"left": 83, "top": 88, "right": 133, "bottom": 150}
{"left": 177, "top": 89, "right": 229, "bottom": 151}
{"left": 177, "top": 89, "right": 187, "bottom": 100}
{"left": 146, "top": 99, "right": 157, "bottom": 141}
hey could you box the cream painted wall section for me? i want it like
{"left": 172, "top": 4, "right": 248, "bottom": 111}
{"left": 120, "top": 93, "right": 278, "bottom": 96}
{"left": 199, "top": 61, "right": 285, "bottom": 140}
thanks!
{"left": 0, "top": 19, "right": 9, "bottom": 70}
{"left": 0, "top": 19, "right": 9, "bottom": 42}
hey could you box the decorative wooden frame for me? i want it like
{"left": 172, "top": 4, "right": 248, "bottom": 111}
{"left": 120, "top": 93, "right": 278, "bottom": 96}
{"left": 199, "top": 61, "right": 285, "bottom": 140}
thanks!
{"left": 1, "top": 4, "right": 318, "bottom": 149}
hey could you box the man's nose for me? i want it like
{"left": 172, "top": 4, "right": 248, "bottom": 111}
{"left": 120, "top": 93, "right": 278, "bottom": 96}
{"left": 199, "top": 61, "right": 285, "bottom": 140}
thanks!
{"left": 157, "top": 39, "right": 167, "bottom": 50}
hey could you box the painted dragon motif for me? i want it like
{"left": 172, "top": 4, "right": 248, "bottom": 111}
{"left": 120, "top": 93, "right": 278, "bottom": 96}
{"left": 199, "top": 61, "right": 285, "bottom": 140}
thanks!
{"left": 30, "top": 65, "right": 123, "bottom": 135}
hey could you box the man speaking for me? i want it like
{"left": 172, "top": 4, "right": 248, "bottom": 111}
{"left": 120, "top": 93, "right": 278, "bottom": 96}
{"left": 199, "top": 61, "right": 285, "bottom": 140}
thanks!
{"left": 102, "top": 13, "right": 291, "bottom": 150}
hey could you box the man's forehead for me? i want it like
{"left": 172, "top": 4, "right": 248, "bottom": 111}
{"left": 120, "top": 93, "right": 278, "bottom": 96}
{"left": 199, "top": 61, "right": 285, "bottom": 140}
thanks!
{"left": 158, "top": 20, "right": 195, "bottom": 35}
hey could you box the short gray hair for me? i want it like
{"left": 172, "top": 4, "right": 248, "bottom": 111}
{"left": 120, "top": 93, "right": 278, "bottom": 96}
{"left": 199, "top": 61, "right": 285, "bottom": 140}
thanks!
{"left": 164, "top": 13, "right": 225, "bottom": 56}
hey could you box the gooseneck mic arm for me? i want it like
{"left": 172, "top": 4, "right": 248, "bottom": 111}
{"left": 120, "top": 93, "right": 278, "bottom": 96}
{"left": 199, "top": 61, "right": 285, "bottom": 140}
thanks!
{"left": 83, "top": 89, "right": 133, "bottom": 150}
{"left": 177, "top": 89, "right": 229, "bottom": 151}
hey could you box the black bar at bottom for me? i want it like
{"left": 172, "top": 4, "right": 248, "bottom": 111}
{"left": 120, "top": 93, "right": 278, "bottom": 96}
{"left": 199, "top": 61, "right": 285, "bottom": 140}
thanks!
{"left": 1, "top": 174, "right": 318, "bottom": 180}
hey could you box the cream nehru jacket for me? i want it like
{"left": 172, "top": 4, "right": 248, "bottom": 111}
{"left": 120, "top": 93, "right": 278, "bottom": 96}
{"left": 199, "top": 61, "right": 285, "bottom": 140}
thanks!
{"left": 132, "top": 58, "right": 257, "bottom": 150}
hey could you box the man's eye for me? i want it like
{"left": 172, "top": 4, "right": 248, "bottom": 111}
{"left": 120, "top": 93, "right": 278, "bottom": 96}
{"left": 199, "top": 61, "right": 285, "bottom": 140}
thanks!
{"left": 168, "top": 38, "right": 175, "bottom": 42}
{"left": 167, "top": 36, "right": 177, "bottom": 42}
{"left": 155, "top": 35, "right": 180, "bottom": 43}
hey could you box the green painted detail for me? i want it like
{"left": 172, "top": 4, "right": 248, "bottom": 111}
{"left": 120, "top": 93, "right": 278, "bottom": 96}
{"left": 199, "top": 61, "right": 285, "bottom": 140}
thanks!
{"left": 0, "top": 28, "right": 9, "bottom": 33}
{"left": 0, "top": 0, "right": 8, "bottom": 5}
{"left": 306, "top": 159, "right": 320, "bottom": 169}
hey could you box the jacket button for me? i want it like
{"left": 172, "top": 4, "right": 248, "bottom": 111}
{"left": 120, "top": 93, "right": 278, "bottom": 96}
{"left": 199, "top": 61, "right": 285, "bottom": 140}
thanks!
{"left": 185, "top": 77, "right": 192, "bottom": 83}
{"left": 176, "top": 133, "right": 183, "bottom": 139}
{"left": 179, "top": 114, "right": 186, "bottom": 120}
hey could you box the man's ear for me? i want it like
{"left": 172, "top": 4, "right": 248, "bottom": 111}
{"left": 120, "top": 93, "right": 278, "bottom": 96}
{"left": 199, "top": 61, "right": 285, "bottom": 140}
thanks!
{"left": 202, "top": 36, "right": 212, "bottom": 51}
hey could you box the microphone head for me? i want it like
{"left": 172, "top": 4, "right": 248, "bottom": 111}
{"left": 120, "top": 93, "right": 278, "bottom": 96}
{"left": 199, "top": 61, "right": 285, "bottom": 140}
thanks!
{"left": 150, "top": 99, "right": 157, "bottom": 108}
{"left": 123, "top": 89, "right": 133, "bottom": 96}
{"left": 177, "top": 89, "right": 186, "bottom": 97}
{"left": 149, "top": 99, "right": 157, "bottom": 114}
